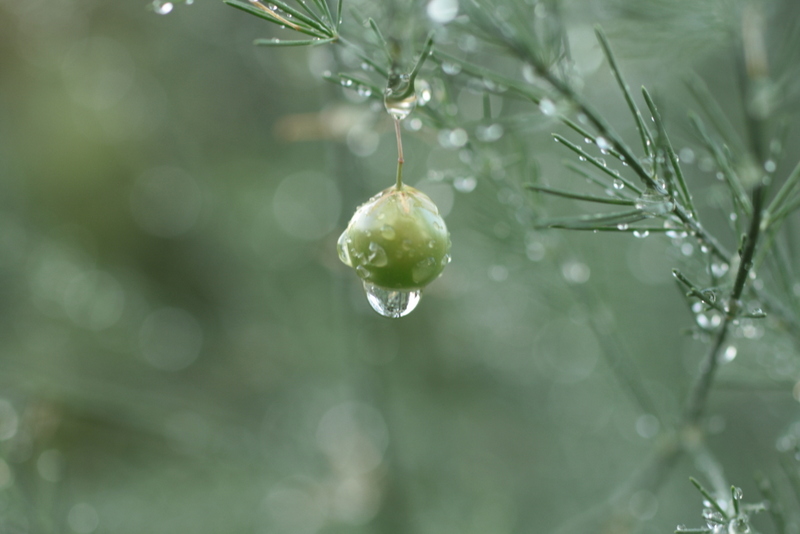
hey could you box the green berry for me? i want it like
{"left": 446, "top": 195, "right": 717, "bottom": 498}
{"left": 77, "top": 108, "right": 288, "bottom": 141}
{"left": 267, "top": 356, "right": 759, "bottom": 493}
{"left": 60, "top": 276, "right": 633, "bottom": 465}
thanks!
{"left": 338, "top": 185, "right": 451, "bottom": 290}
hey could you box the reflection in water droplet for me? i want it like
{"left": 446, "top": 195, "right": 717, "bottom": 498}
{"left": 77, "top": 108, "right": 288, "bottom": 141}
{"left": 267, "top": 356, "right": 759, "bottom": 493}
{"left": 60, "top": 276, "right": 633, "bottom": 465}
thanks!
{"left": 363, "top": 282, "right": 421, "bottom": 318}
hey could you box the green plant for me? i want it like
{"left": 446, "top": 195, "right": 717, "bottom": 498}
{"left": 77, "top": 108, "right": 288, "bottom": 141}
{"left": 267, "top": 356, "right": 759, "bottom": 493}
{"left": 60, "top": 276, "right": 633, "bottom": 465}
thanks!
{"left": 223, "top": 0, "right": 800, "bottom": 530}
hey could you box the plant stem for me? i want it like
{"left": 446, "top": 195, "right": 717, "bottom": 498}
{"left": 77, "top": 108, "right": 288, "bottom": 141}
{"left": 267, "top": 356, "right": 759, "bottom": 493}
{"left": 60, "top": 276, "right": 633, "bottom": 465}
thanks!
{"left": 685, "top": 185, "right": 764, "bottom": 424}
{"left": 395, "top": 118, "right": 404, "bottom": 189}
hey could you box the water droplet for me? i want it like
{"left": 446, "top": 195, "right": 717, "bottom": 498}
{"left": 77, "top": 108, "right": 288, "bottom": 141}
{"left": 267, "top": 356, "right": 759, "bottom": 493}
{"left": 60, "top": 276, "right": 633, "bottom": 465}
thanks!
{"left": 453, "top": 176, "right": 477, "bottom": 193}
{"left": 633, "top": 230, "right": 649, "bottom": 238}
{"left": 442, "top": 62, "right": 462, "bottom": 75}
{"left": 617, "top": 223, "right": 629, "bottom": 231}
{"left": 153, "top": 0, "right": 173, "bottom": 14}
{"left": 426, "top": 0, "right": 459, "bottom": 23}
{"left": 578, "top": 156, "right": 587, "bottom": 162}
{"left": 357, "top": 85, "right": 372, "bottom": 97}
{"left": 476, "top": 124, "right": 504, "bottom": 142}
{"left": 539, "top": 98, "right": 557, "bottom": 116}
{"left": 711, "top": 263, "right": 729, "bottom": 277}
{"left": 728, "top": 518, "right": 750, "bottom": 534}
{"left": 384, "top": 74, "right": 417, "bottom": 120}
{"left": 367, "top": 242, "right": 388, "bottom": 267}
{"left": 720, "top": 345, "right": 737, "bottom": 363}
{"left": 412, "top": 257, "right": 437, "bottom": 284}
{"left": 679, "top": 147, "right": 695, "bottom": 164}
{"left": 635, "top": 192, "right": 674, "bottom": 216}
{"left": 416, "top": 79, "right": 432, "bottom": 105}
{"left": 337, "top": 233, "right": 352, "bottom": 266}
{"left": 584, "top": 137, "right": 592, "bottom": 144}
{"left": 355, "top": 265, "right": 371, "bottom": 279}
{"left": 764, "top": 160, "right": 776, "bottom": 173}
{"left": 733, "top": 487, "right": 743, "bottom": 501}
{"left": 342, "top": 78, "right": 354, "bottom": 87}
{"left": 681, "top": 242, "right": 694, "bottom": 256}
{"left": 704, "top": 508, "right": 725, "bottom": 528}
{"left": 596, "top": 136, "right": 612, "bottom": 152}
{"left": 363, "top": 282, "right": 421, "bottom": 318}
{"left": 380, "top": 225, "right": 396, "bottom": 240}
{"left": 613, "top": 179, "right": 625, "bottom": 190}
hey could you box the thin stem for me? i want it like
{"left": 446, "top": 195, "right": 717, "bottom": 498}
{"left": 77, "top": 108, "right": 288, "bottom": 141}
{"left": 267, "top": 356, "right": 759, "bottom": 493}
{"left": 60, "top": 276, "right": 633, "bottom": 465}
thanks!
{"left": 685, "top": 186, "right": 764, "bottom": 424}
{"left": 395, "top": 118, "right": 404, "bottom": 189}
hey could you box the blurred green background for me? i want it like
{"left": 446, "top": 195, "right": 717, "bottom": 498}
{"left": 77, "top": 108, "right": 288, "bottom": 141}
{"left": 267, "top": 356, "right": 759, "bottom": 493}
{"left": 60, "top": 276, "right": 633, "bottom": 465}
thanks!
{"left": 1, "top": 0, "right": 799, "bottom": 532}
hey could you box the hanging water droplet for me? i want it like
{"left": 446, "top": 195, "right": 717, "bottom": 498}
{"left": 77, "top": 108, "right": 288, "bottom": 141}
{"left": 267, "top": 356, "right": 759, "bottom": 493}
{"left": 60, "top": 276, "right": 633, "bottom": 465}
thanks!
{"left": 617, "top": 223, "right": 629, "bottom": 231}
{"left": 361, "top": 62, "right": 374, "bottom": 71}
{"left": 719, "top": 345, "right": 737, "bottom": 363}
{"left": 613, "top": 179, "right": 625, "bottom": 190}
{"left": 363, "top": 282, "right": 421, "bottom": 318}
{"left": 357, "top": 85, "right": 372, "bottom": 97}
{"left": 733, "top": 487, "right": 743, "bottom": 501}
{"left": 578, "top": 155, "right": 587, "bottom": 162}
{"left": 633, "top": 230, "right": 649, "bottom": 238}
{"left": 539, "top": 98, "right": 557, "bottom": 116}
{"left": 153, "top": 0, "right": 174, "bottom": 14}
{"left": 367, "top": 242, "right": 388, "bottom": 267}
{"left": 692, "top": 302, "right": 704, "bottom": 314}
{"left": 342, "top": 78, "right": 354, "bottom": 87}
{"left": 384, "top": 73, "right": 417, "bottom": 120}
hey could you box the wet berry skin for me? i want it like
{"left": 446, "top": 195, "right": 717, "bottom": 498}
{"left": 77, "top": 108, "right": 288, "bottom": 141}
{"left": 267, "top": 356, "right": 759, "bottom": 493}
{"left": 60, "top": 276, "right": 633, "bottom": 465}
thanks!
{"left": 337, "top": 185, "right": 451, "bottom": 290}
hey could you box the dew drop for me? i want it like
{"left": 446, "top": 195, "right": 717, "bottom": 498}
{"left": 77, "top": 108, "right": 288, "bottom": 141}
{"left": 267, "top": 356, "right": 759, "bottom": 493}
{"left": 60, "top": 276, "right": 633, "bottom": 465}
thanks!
{"left": 337, "top": 233, "right": 352, "bottom": 266}
{"left": 442, "top": 62, "right": 462, "bottom": 75}
{"left": 416, "top": 79, "right": 432, "bottom": 105}
{"left": 342, "top": 78, "right": 354, "bottom": 87}
{"left": 711, "top": 263, "right": 729, "bottom": 277}
{"left": 617, "top": 223, "right": 629, "bottom": 231}
{"left": 719, "top": 345, "right": 737, "bottom": 363}
{"left": 453, "top": 176, "right": 477, "bottom": 193}
{"left": 539, "top": 98, "right": 557, "bottom": 116}
{"left": 357, "top": 85, "right": 373, "bottom": 97}
{"left": 380, "top": 225, "right": 396, "bottom": 240}
{"left": 703, "top": 508, "right": 725, "bottom": 528}
{"left": 153, "top": 0, "right": 173, "bottom": 14}
{"left": 363, "top": 282, "right": 421, "bottom": 318}
{"left": 733, "top": 487, "right": 743, "bottom": 501}
{"left": 764, "top": 160, "right": 776, "bottom": 173}
{"left": 633, "top": 230, "right": 649, "bottom": 238}
{"left": 596, "top": 136, "right": 612, "bottom": 152}
{"left": 613, "top": 179, "right": 625, "bottom": 190}
{"left": 367, "top": 242, "right": 388, "bottom": 267}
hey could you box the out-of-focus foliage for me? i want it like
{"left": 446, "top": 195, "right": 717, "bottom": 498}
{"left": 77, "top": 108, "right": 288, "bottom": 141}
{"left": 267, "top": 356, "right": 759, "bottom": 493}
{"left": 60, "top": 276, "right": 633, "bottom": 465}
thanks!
{"left": 1, "top": 0, "right": 799, "bottom": 533}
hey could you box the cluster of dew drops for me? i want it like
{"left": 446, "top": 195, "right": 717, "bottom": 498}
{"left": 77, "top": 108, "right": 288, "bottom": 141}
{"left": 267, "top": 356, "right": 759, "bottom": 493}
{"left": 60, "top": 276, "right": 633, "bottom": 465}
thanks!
{"left": 676, "top": 487, "right": 752, "bottom": 534}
